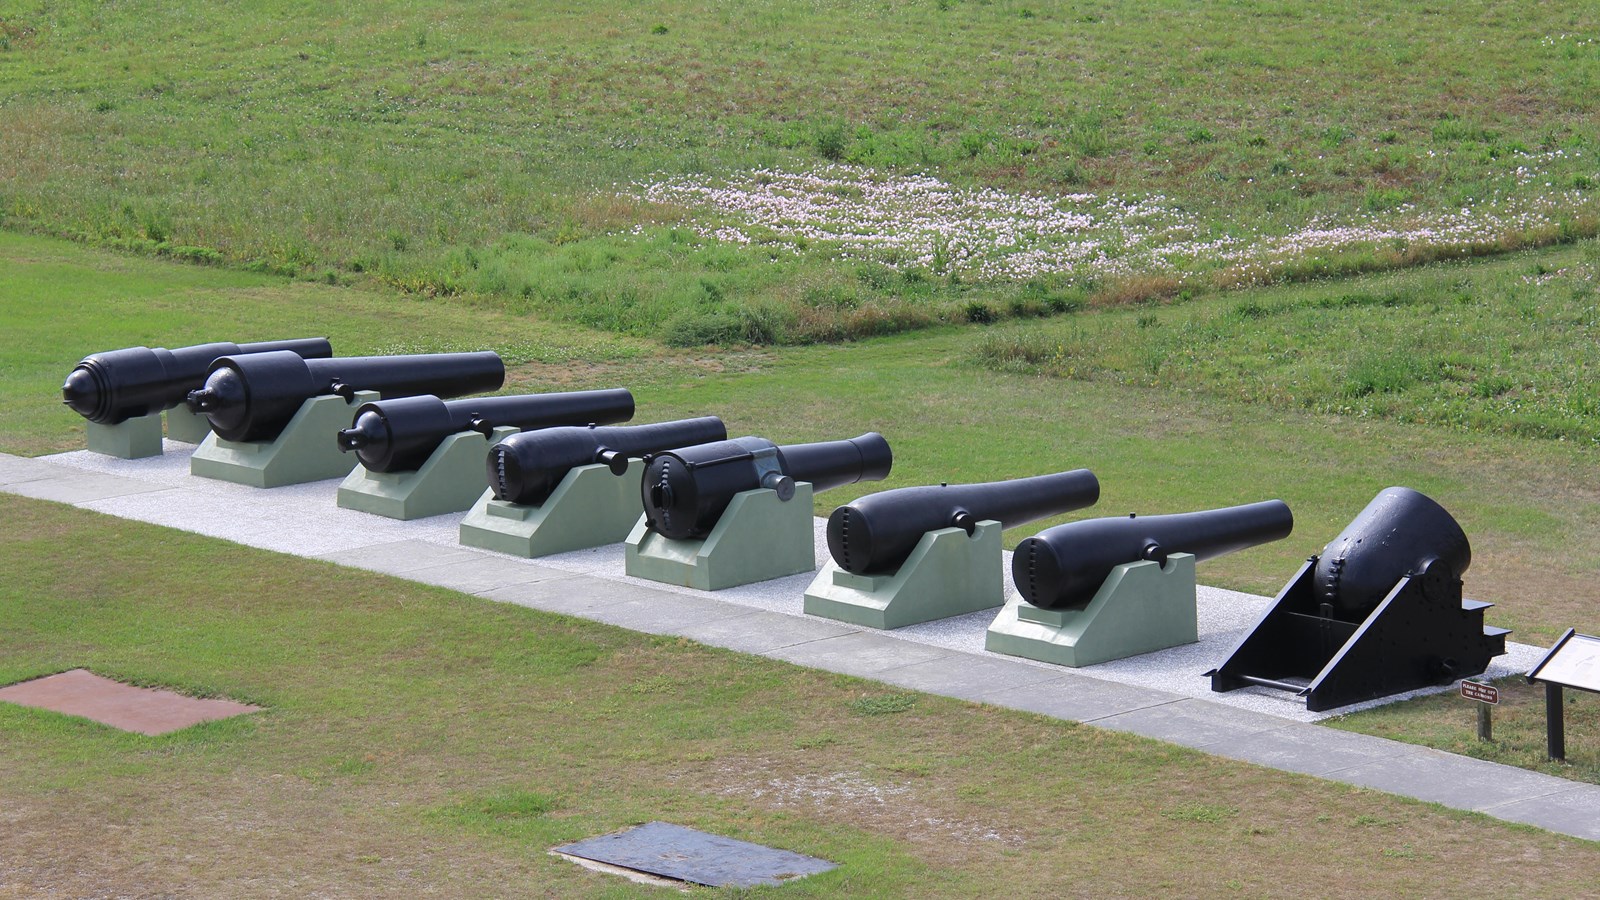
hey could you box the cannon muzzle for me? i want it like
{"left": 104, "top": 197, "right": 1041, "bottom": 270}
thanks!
{"left": 641, "top": 432, "right": 893, "bottom": 541}
{"left": 185, "top": 350, "right": 505, "bottom": 442}
{"left": 1014, "top": 500, "right": 1294, "bottom": 609}
{"left": 828, "top": 470, "right": 1101, "bottom": 575}
{"left": 488, "top": 417, "right": 728, "bottom": 506}
{"left": 336, "top": 388, "right": 635, "bottom": 473}
{"left": 62, "top": 338, "right": 332, "bottom": 425}
{"left": 1314, "top": 486, "right": 1470, "bottom": 618}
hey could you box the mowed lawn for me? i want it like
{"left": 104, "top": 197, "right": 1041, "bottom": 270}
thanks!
{"left": 5, "top": 494, "right": 1600, "bottom": 897}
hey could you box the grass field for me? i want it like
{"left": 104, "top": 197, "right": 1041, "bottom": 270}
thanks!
{"left": 5, "top": 493, "right": 1600, "bottom": 897}
{"left": 5, "top": 0, "right": 1600, "bottom": 890}
{"left": 3, "top": 1, "right": 1598, "bottom": 340}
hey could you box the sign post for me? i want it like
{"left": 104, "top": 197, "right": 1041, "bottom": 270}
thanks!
{"left": 1460, "top": 680, "right": 1498, "bottom": 742}
{"left": 1526, "top": 629, "right": 1600, "bottom": 763}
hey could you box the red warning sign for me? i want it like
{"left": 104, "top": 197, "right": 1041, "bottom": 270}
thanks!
{"left": 1460, "top": 681, "right": 1499, "bottom": 704}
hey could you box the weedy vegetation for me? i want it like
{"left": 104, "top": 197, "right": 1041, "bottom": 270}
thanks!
{"left": 1, "top": 1, "right": 1597, "bottom": 342}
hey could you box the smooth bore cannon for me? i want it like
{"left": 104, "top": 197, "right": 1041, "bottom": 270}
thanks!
{"left": 1014, "top": 500, "right": 1294, "bottom": 609}
{"left": 336, "top": 389, "right": 635, "bottom": 473}
{"left": 185, "top": 350, "right": 505, "bottom": 443}
{"left": 827, "top": 470, "right": 1101, "bottom": 575}
{"left": 641, "top": 433, "right": 893, "bottom": 541}
{"left": 62, "top": 338, "right": 333, "bottom": 425}
{"left": 487, "top": 417, "right": 729, "bottom": 507}
{"left": 1314, "top": 486, "right": 1471, "bottom": 619}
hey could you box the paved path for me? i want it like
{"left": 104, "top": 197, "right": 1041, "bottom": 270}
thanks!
{"left": 2, "top": 450, "right": 1596, "bottom": 842}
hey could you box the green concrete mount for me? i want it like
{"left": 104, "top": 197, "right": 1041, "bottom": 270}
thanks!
{"left": 625, "top": 483, "right": 816, "bottom": 591}
{"left": 986, "top": 553, "right": 1199, "bottom": 667}
{"left": 804, "top": 520, "right": 1005, "bottom": 629}
{"left": 189, "top": 391, "right": 379, "bottom": 488}
{"left": 459, "top": 460, "right": 646, "bottom": 558}
{"left": 338, "top": 426, "right": 518, "bottom": 520}
{"left": 163, "top": 405, "right": 212, "bottom": 444}
{"left": 86, "top": 415, "right": 164, "bottom": 459}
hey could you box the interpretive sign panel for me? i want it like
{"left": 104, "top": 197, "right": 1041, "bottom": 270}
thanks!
{"left": 1528, "top": 630, "right": 1600, "bottom": 693}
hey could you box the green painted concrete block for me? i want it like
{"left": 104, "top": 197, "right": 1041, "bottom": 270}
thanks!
{"left": 625, "top": 483, "right": 817, "bottom": 591}
{"left": 163, "top": 405, "right": 212, "bottom": 444}
{"left": 189, "top": 391, "right": 379, "bottom": 488}
{"left": 338, "top": 426, "right": 518, "bottom": 520}
{"left": 85, "top": 414, "right": 164, "bottom": 459}
{"left": 804, "top": 520, "right": 1005, "bottom": 629}
{"left": 985, "top": 553, "right": 1199, "bottom": 667}
{"left": 458, "top": 460, "right": 646, "bottom": 558}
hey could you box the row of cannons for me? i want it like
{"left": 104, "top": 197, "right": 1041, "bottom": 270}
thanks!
{"left": 64, "top": 339, "right": 1510, "bottom": 712}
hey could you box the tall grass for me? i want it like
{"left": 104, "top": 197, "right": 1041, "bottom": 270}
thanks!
{"left": 0, "top": 1, "right": 1596, "bottom": 341}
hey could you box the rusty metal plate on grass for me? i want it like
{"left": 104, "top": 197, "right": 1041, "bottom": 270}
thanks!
{"left": 0, "top": 669, "right": 261, "bottom": 735}
{"left": 553, "top": 821, "right": 836, "bottom": 888}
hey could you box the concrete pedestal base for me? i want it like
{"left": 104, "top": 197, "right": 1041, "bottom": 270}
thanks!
{"left": 189, "top": 391, "right": 379, "bottom": 488}
{"left": 459, "top": 461, "right": 645, "bottom": 557}
{"left": 86, "top": 415, "right": 164, "bottom": 459}
{"left": 338, "top": 426, "right": 517, "bottom": 520}
{"left": 986, "top": 553, "right": 1199, "bottom": 667}
{"left": 163, "top": 405, "right": 212, "bottom": 444}
{"left": 804, "top": 520, "right": 1004, "bottom": 629}
{"left": 625, "top": 483, "right": 816, "bottom": 591}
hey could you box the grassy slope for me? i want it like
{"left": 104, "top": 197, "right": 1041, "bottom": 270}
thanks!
{"left": 972, "top": 239, "right": 1600, "bottom": 442}
{"left": 2, "top": 1, "right": 1597, "bottom": 339}
{"left": 3, "top": 493, "right": 1598, "bottom": 897}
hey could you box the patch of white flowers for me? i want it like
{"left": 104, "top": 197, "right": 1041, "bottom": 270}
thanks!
{"left": 625, "top": 161, "right": 1598, "bottom": 283}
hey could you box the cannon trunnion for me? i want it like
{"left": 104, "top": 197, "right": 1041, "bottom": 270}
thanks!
{"left": 1209, "top": 487, "right": 1509, "bottom": 712}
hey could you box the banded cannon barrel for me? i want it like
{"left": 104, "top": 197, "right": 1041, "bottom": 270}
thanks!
{"left": 1314, "top": 486, "right": 1471, "bottom": 618}
{"left": 828, "top": 470, "right": 1101, "bottom": 575}
{"left": 488, "top": 417, "right": 728, "bottom": 506}
{"left": 62, "top": 338, "right": 333, "bottom": 425}
{"left": 1014, "top": 500, "right": 1294, "bottom": 609}
{"left": 186, "top": 350, "right": 505, "bottom": 443}
{"left": 642, "top": 433, "right": 893, "bottom": 541}
{"left": 337, "top": 389, "right": 635, "bottom": 473}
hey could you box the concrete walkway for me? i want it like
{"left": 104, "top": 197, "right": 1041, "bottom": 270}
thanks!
{"left": 2, "top": 449, "right": 1597, "bottom": 843}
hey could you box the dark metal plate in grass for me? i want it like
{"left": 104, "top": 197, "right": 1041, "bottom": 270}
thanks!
{"left": 553, "top": 821, "right": 836, "bottom": 888}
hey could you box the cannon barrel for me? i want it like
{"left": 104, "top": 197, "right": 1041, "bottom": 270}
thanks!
{"left": 62, "top": 338, "right": 333, "bottom": 425}
{"left": 641, "top": 433, "right": 893, "bottom": 541}
{"left": 488, "top": 417, "right": 728, "bottom": 506}
{"left": 337, "top": 389, "right": 635, "bottom": 473}
{"left": 828, "top": 470, "right": 1101, "bottom": 575}
{"left": 1014, "top": 500, "right": 1294, "bottom": 609}
{"left": 185, "top": 350, "right": 505, "bottom": 442}
{"left": 1314, "top": 486, "right": 1470, "bottom": 619}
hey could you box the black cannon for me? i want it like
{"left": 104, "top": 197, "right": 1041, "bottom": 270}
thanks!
{"left": 186, "top": 350, "right": 505, "bottom": 443}
{"left": 488, "top": 417, "right": 729, "bottom": 507}
{"left": 337, "top": 389, "right": 635, "bottom": 473}
{"left": 1209, "top": 487, "right": 1508, "bottom": 712}
{"left": 827, "top": 471, "right": 1101, "bottom": 575}
{"left": 642, "top": 433, "right": 893, "bottom": 541}
{"left": 1014, "top": 501, "right": 1295, "bottom": 610}
{"left": 62, "top": 338, "right": 333, "bottom": 425}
